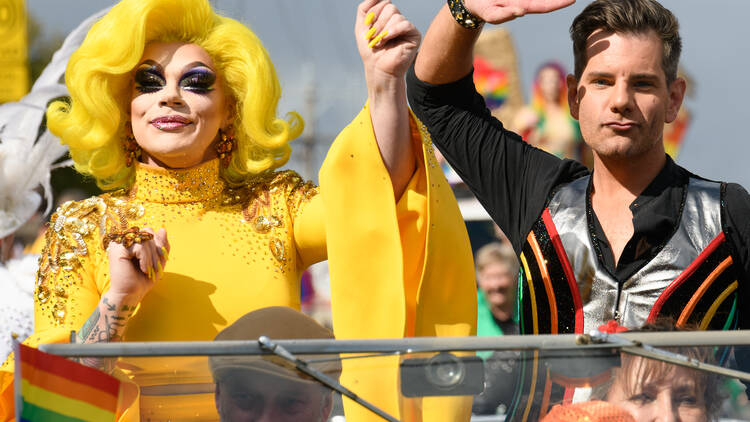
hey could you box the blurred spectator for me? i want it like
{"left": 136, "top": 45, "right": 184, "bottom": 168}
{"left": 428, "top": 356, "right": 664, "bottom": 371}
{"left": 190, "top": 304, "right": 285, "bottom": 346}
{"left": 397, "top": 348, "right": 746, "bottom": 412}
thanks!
{"left": 209, "top": 306, "right": 341, "bottom": 422}
{"left": 512, "top": 61, "right": 584, "bottom": 161}
{"left": 476, "top": 242, "right": 519, "bottom": 338}
{"left": 304, "top": 261, "right": 334, "bottom": 330}
{"left": 473, "top": 242, "right": 521, "bottom": 415}
{"left": 591, "top": 321, "right": 724, "bottom": 421}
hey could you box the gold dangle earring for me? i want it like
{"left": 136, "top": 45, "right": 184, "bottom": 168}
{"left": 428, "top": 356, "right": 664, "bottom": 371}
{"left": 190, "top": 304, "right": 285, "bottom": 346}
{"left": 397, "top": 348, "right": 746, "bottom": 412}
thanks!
{"left": 123, "top": 123, "right": 141, "bottom": 167}
{"left": 215, "top": 127, "right": 235, "bottom": 168}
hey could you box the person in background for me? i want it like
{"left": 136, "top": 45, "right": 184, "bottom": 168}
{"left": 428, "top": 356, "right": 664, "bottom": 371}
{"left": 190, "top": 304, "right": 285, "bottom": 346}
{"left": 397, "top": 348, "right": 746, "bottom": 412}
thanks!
{"left": 476, "top": 242, "right": 519, "bottom": 338}
{"left": 596, "top": 321, "right": 723, "bottom": 422}
{"left": 473, "top": 242, "right": 521, "bottom": 415}
{"left": 209, "top": 307, "right": 341, "bottom": 422}
{"left": 605, "top": 354, "right": 720, "bottom": 422}
{"left": 513, "top": 61, "right": 583, "bottom": 161}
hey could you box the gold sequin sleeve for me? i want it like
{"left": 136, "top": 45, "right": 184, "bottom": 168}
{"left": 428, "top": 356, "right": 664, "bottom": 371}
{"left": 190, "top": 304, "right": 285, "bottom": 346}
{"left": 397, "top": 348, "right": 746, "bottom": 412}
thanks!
{"left": 32, "top": 195, "right": 139, "bottom": 343}
{"left": 268, "top": 170, "right": 326, "bottom": 269}
{"left": 34, "top": 200, "right": 104, "bottom": 337}
{"left": 1, "top": 199, "right": 112, "bottom": 376}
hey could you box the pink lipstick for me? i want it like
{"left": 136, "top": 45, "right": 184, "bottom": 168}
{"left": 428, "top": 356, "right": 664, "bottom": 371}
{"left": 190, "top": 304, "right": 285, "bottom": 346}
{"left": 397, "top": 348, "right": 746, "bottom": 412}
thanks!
{"left": 151, "top": 115, "right": 191, "bottom": 130}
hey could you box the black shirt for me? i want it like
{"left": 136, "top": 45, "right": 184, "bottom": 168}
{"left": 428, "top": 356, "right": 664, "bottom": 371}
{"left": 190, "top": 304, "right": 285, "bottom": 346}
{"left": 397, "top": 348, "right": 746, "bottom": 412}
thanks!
{"left": 406, "top": 66, "right": 750, "bottom": 306}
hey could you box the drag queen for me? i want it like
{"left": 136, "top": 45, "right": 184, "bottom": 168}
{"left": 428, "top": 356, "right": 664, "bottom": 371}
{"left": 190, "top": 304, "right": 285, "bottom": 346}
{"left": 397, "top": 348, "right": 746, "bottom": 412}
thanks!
{"left": 0, "top": 0, "right": 476, "bottom": 420}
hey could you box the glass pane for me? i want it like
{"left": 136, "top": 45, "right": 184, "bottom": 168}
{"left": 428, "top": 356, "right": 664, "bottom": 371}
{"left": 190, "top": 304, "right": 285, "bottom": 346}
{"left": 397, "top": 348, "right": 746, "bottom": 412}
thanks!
{"left": 54, "top": 340, "right": 750, "bottom": 421}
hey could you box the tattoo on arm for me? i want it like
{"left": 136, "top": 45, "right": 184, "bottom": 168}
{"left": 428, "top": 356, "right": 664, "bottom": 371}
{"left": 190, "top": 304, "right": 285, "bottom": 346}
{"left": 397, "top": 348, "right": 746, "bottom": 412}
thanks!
{"left": 77, "top": 295, "right": 137, "bottom": 371}
{"left": 77, "top": 307, "right": 100, "bottom": 343}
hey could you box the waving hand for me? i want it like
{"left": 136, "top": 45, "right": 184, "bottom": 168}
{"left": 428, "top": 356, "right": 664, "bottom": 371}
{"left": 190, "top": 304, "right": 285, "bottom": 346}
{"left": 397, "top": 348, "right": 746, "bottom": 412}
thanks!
{"left": 464, "top": 0, "right": 576, "bottom": 25}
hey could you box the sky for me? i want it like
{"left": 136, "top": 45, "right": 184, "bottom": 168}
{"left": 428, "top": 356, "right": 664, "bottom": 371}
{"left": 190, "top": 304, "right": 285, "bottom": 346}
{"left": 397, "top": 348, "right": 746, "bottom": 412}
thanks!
{"left": 26, "top": 0, "right": 750, "bottom": 187}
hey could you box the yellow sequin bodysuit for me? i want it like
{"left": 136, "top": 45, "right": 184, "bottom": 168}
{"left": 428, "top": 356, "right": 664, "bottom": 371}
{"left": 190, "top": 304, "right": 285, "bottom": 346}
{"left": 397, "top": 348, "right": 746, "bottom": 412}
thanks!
{"left": 32, "top": 160, "right": 322, "bottom": 344}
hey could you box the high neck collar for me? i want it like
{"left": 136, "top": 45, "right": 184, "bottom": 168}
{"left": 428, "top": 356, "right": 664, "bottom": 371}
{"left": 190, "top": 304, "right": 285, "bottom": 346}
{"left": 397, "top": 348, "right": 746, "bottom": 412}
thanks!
{"left": 130, "top": 159, "right": 225, "bottom": 203}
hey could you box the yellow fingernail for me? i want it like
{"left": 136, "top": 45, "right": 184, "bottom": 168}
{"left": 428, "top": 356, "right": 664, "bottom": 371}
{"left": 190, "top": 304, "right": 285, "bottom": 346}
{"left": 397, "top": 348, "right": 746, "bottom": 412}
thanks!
{"left": 364, "top": 26, "right": 377, "bottom": 40}
{"left": 368, "top": 30, "right": 388, "bottom": 48}
{"left": 148, "top": 267, "right": 154, "bottom": 280}
{"left": 161, "top": 246, "right": 169, "bottom": 260}
{"left": 364, "top": 11, "right": 375, "bottom": 26}
{"left": 157, "top": 261, "right": 163, "bottom": 275}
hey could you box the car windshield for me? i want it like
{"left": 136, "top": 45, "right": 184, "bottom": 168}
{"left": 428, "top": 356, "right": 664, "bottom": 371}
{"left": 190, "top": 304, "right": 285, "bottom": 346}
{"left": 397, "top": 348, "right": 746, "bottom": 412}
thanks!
{"left": 38, "top": 330, "right": 750, "bottom": 421}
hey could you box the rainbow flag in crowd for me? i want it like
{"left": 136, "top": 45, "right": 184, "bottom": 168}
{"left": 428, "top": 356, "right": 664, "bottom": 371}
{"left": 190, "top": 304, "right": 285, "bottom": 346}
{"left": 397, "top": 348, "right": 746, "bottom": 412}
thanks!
{"left": 14, "top": 343, "right": 121, "bottom": 421}
{"left": 473, "top": 56, "right": 509, "bottom": 110}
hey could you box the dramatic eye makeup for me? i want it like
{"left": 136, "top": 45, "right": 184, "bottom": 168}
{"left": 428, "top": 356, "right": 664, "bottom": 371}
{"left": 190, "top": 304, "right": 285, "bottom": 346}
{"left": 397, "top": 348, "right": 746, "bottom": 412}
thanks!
{"left": 179, "top": 67, "right": 216, "bottom": 94}
{"left": 134, "top": 63, "right": 165, "bottom": 93}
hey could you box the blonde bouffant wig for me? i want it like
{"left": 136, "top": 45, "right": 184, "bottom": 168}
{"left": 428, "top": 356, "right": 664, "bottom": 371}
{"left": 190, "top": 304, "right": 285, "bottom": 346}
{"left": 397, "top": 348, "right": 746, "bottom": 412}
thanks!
{"left": 47, "top": 0, "right": 303, "bottom": 190}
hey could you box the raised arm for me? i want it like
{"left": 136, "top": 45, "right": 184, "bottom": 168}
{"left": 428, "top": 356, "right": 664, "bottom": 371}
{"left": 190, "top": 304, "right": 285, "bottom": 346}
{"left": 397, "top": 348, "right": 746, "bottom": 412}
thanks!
{"left": 415, "top": 0, "right": 576, "bottom": 84}
{"left": 408, "top": 0, "right": 583, "bottom": 253}
{"left": 355, "top": 0, "right": 420, "bottom": 199}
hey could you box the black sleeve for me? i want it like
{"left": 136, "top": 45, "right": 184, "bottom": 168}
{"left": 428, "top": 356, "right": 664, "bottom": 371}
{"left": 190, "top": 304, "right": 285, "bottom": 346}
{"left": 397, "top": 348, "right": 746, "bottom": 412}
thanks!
{"left": 722, "top": 183, "right": 750, "bottom": 386}
{"left": 406, "top": 65, "right": 589, "bottom": 253}
{"left": 723, "top": 183, "right": 750, "bottom": 325}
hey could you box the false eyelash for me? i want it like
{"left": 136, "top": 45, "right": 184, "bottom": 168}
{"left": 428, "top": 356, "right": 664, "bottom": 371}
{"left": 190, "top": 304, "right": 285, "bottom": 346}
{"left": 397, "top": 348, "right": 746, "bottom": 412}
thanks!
{"left": 134, "top": 66, "right": 165, "bottom": 93}
{"left": 179, "top": 68, "right": 216, "bottom": 94}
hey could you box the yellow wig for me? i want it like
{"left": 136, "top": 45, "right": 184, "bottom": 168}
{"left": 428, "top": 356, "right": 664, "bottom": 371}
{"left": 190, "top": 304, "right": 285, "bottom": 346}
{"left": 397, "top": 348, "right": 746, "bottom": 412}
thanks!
{"left": 47, "top": 0, "right": 303, "bottom": 190}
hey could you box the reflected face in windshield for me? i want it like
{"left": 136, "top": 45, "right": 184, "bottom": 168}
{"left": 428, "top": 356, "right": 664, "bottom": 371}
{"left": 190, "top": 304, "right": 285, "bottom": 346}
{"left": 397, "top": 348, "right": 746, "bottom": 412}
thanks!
{"left": 215, "top": 371, "right": 333, "bottom": 422}
{"left": 607, "top": 361, "right": 708, "bottom": 422}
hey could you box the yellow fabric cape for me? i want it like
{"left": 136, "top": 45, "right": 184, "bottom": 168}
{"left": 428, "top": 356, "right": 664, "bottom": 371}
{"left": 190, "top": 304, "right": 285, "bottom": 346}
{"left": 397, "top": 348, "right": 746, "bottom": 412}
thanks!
{"left": 321, "top": 105, "right": 477, "bottom": 421}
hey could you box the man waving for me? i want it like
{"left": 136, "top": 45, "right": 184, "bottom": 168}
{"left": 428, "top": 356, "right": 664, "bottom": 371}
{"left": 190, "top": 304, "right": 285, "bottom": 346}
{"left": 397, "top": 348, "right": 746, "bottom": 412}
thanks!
{"left": 408, "top": 0, "right": 750, "bottom": 418}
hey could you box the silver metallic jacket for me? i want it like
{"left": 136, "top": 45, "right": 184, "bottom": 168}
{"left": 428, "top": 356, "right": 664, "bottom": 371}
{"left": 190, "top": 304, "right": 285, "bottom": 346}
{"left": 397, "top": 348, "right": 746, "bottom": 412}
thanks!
{"left": 510, "top": 175, "right": 739, "bottom": 421}
{"left": 548, "top": 176, "right": 730, "bottom": 333}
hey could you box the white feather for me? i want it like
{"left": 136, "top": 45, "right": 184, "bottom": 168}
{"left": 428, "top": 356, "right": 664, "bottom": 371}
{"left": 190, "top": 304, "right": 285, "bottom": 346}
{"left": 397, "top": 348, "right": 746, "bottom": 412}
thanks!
{"left": 0, "top": 8, "right": 110, "bottom": 239}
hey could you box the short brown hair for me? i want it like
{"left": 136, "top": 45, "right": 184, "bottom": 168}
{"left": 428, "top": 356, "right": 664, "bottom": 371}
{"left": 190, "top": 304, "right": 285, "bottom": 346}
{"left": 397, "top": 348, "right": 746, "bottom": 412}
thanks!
{"left": 569, "top": 0, "right": 682, "bottom": 83}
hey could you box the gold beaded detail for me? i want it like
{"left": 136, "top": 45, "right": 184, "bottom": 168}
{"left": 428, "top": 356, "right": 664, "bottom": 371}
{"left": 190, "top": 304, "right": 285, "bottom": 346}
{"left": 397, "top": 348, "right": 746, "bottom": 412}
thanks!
{"left": 132, "top": 160, "right": 224, "bottom": 204}
{"left": 37, "top": 194, "right": 143, "bottom": 326}
{"left": 36, "top": 160, "right": 319, "bottom": 326}
{"left": 413, "top": 116, "right": 440, "bottom": 169}
{"left": 232, "top": 170, "right": 318, "bottom": 269}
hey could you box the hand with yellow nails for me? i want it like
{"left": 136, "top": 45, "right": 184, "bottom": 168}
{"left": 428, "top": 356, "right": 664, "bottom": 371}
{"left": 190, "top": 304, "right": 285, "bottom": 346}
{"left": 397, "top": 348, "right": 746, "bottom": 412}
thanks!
{"left": 73, "top": 227, "right": 171, "bottom": 352}
{"left": 355, "top": 0, "right": 421, "bottom": 199}
{"left": 106, "top": 226, "right": 170, "bottom": 302}
{"left": 357, "top": 0, "right": 420, "bottom": 81}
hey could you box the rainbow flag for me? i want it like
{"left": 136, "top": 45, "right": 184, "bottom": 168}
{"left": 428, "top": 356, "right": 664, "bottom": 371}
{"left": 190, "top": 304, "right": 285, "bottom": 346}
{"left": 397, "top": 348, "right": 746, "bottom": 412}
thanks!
{"left": 473, "top": 56, "right": 509, "bottom": 110}
{"left": 14, "top": 343, "right": 121, "bottom": 421}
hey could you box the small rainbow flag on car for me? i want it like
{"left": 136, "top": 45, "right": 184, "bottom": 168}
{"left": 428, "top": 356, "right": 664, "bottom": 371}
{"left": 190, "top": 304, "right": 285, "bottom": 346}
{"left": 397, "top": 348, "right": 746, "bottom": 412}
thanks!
{"left": 14, "top": 343, "right": 121, "bottom": 421}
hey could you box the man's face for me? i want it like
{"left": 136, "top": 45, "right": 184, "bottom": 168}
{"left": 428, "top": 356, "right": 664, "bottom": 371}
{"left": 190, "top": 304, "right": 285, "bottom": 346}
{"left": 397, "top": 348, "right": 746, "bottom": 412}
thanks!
{"left": 215, "top": 371, "right": 332, "bottom": 422}
{"left": 568, "top": 30, "right": 685, "bottom": 161}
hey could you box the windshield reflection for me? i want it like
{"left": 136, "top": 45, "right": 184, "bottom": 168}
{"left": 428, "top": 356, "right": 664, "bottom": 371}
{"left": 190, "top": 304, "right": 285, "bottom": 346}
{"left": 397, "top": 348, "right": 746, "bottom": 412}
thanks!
{"left": 39, "top": 311, "right": 750, "bottom": 421}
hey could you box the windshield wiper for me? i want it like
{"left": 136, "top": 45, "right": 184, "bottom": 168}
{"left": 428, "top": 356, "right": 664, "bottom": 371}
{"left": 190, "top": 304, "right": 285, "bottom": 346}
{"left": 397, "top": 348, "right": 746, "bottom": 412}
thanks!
{"left": 258, "top": 336, "right": 400, "bottom": 422}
